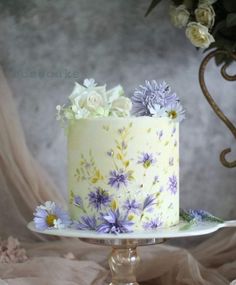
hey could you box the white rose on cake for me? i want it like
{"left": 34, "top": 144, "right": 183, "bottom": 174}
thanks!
{"left": 169, "top": 4, "right": 190, "bottom": 28}
{"left": 57, "top": 79, "right": 132, "bottom": 121}
{"left": 185, "top": 22, "right": 215, "bottom": 48}
{"left": 111, "top": 96, "right": 132, "bottom": 117}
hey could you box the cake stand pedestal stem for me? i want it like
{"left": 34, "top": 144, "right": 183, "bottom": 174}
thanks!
{"left": 109, "top": 246, "right": 140, "bottom": 285}
{"left": 79, "top": 238, "right": 165, "bottom": 285}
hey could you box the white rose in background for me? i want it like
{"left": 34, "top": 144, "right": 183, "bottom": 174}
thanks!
{"left": 111, "top": 96, "right": 132, "bottom": 116}
{"left": 169, "top": 4, "right": 190, "bottom": 28}
{"left": 195, "top": 4, "right": 215, "bottom": 28}
{"left": 185, "top": 22, "right": 215, "bottom": 48}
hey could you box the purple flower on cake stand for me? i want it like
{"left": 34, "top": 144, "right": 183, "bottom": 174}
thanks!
{"left": 88, "top": 187, "right": 112, "bottom": 210}
{"left": 180, "top": 209, "right": 224, "bottom": 223}
{"left": 74, "top": 215, "right": 97, "bottom": 230}
{"left": 168, "top": 175, "right": 177, "bottom": 195}
{"left": 33, "top": 201, "right": 71, "bottom": 230}
{"left": 122, "top": 199, "right": 141, "bottom": 215}
{"left": 138, "top": 153, "right": 156, "bottom": 168}
{"left": 108, "top": 169, "right": 128, "bottom": 190}
{"left": 143, "top": 218, "right": 162, "bottom": 230}
{"left": 142, "top": 194, "right": 157, "bottom": 213}
{"left": 131, "top": 80, "right": 178, "bottom": 116}
{"left": 97, "top": 209, "right": 134, "bottom": 234}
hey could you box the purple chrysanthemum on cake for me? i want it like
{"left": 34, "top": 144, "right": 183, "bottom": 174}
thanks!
{"left": 88, "top": 187, "right": 111, "bottom": 210}
{"left": 122, "top": 199, "right": 141, "bottom": 215}
{"left": 74, "top": 215, "right": 97, "bottom": 230}
{"left": 138, "top": 152, "right": 156, "bottom": 168}
{"left": 97, "top": 209, "right": 134, "bottom": 234}
{"left": 143, "top": 218, "right": 163, "bottom": 230}
{"left": 131, "top": 80, "right": 185, "bottom": 122}
{"left": 168, "top": 175, "right": 177, "bottom": 195}
{"left": 108, "top": 169, "right": 128, "bottom": 190}
{"left": 33, "top": 201, "right": 71, "bottom": 230}
{"left": 142, "top": 194, "right": 157, "bottom": 213}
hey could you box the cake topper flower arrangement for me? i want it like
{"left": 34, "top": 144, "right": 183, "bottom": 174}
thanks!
{"left": 131, "top": 80, "right": 185, "bottom": 122}
{"left": 56, "top": 78, "right": 185, "bottom": 122}
{"left": 146, "top": 0, "right": 236, "bottom": 64}
{"left": 56, "top": 78, "right": 132, "bottom": 121}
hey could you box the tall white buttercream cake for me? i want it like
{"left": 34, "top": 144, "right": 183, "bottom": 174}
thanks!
{"left": 56, "top": 78, "right": 185, "bottom": 233}
{"left": 68, "top": 117, "right": 179, "bottom": 232}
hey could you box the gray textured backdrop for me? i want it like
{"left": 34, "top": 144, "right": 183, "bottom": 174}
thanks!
{"left": 0, "top": 0, "right": 235, "bottom": 220}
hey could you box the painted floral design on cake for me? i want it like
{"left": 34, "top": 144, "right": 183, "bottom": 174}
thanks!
{"left": 68, "top": 117, "right": 179, "bottom": 233}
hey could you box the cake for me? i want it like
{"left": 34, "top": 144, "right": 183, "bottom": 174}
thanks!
{"left": 57, "top": 78, "right": 185, "bottom": 233}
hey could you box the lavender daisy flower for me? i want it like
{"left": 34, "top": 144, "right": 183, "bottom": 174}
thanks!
{"left": 142, "top": 194, "right": 157, "bottom": 212}
{"left": 138, "top": 153, "right": 156, "bottom": 168}
{"left": 74, "top": 215, "right": 97, "bottom": 230}
{"left": 122, "top": 199, "right": 141, "bottom": 215}
{"left": 33, "top": 201, "right": 71, "bottom": 230}
{"left": 108, "top": 169, "right": 128, "bottom": 190}
{"left": 143, "top": 218, "right": 162, "bottom": 230}
{"left": 97, "top": 209, "right": 134, "bottom": 234}
{"left": 88, "top": 187, "right": 111, "bottom": 210}
{"left": 164, "top": 102, "right": 185, "bottom": 122}
{"left": 168, "top": 175, "right": 178, "bottom": 195}
{"left": 131, "top": 80, "right": 178, "bottom": 116}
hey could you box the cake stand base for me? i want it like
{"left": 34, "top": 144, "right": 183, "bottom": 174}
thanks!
{"left": 27, "top": 220, "right": 236, "bottom": 285}
{"left": 80, "top": 238, "right": 165, "bottom": 285}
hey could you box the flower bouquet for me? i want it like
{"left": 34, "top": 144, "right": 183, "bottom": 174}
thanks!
{"left": 146, "top": 0, "right": 236, "bottom": 64}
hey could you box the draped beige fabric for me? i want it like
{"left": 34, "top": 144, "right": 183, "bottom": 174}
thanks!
{"left": 0, "top": 66, "right": 235, "bottom": 285}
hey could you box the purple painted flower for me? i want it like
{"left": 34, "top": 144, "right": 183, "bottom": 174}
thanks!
{"left": 142, "top": 194, "right": 157, "bottom": 212}
{"left": 97, "top": 209, "right": 134, "bottom": 234}
{"left": 88, "top": 187, "right": 111, "bottom": 210}
{"left": 158, "top": 130, "right": 163, "bottom": 140}
{"left": 153, "top": 175, "right": 159, "bottom": 184}
{"left": 74, "top": 215, "right": 97, "bottom": 230}
{"left": 171, "top": 126, "right": 176, "bottom": 136}
{"left": 122, "top": 199, "right": 141, "bottom": 215}
{"left": 108, "top": 169, "right": 128, "bottom": 190}
{"left": 33, "top": 201, "right": 71, "bottom": 230}
{"left": 131, "top": 80, "right": 179, "bottom": 116}
{"left": 169, "top": 157, "right": 174, "bottom": 166}
{"left": 168, "top": 175, "right": 177, "bottom": 195}
{"left": 143, "top": 218, "right": 162, "bottom": 230}
{"left": 73, "top": 195, "right": 86, "bottom": 213}
{"left": 138, "top": 153, "right": 156, "bottom": 168}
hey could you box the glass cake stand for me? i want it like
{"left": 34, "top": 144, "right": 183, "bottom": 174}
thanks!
{"left": 28, "top": 220, "right": 236, "bottom": 285}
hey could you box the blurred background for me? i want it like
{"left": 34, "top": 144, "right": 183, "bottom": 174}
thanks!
{"left": 0, "top": 0, "right": 235, "bottom": 220}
